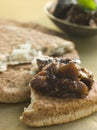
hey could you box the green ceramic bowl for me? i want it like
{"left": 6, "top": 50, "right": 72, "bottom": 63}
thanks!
{"left": 44, "top": 1, "right": 97, "bottom": 37}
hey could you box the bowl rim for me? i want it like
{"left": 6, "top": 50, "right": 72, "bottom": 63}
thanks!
{"left": 44, "top": 1, "right": 97, "bottom": 30}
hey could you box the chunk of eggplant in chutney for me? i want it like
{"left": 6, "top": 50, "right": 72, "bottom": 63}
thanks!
{"left": 30, "top": 58, "right": 94, "bottom": 98}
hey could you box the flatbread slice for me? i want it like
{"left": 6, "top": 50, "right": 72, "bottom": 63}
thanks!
{"left": 20, "top": 58, "right": 96, "bottom": 127}
{"left": 0, "top": 19, "right": 79, "bottom": 103}
{"left": 20, "top": 82, "right": 97, "bottom": 127}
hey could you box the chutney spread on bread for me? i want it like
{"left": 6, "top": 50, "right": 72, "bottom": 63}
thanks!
{"left": 30, "top": 57, "right": 94, "bottom": 98}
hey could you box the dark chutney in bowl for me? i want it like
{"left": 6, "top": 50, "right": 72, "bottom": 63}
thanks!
{"left": 44, "top": 1, "right": 97, "bottom": 37}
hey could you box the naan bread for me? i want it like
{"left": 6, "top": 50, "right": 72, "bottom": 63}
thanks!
{"left": 20, "top": 82, "right": 97, "bottom": 127}
{"left": 0, "top": 19, "right": 78, "bottom": 103}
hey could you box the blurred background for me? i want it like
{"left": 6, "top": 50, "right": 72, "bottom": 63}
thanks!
{"left": 0, "top": 0, "right": 46, "bottom": 20}
{"left": 0, "top": 0, "right": 56, "bottom": 29}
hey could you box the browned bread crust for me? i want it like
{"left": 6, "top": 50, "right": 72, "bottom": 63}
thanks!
{"left": 20, "top": 82, "right": 97, "bottom": 127}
